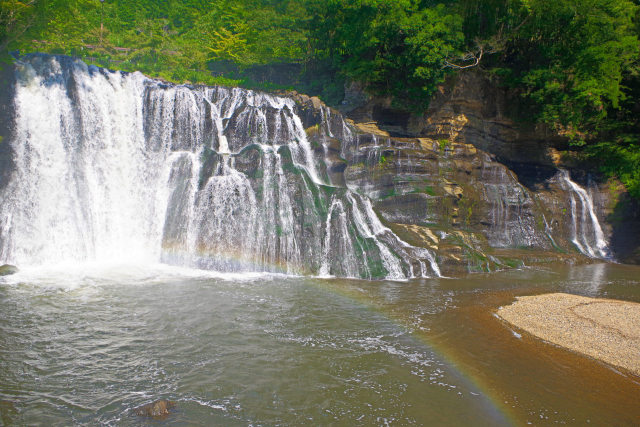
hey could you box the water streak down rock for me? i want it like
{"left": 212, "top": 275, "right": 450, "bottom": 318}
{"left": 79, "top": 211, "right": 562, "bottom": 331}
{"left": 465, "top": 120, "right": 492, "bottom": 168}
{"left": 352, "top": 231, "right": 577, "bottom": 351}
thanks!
{"left": 0, "top": 55, "right": 613, "bottom": 277}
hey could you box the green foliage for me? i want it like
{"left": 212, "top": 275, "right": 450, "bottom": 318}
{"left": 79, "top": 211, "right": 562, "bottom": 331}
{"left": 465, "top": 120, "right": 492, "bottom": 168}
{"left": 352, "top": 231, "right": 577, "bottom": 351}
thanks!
{"left": 499, "top": 0, "right": 639, "bottom": 138}
{"left": 1, "top": 0, "right": 640, "bottom": 198}
{"left": 0, "top": 0, "right": 38, "bottom": 54}
{"left": 3, "top": 0, "right": 307, "bottom": 87}
{"left": 457, "top": 0, "right": 526, "bottom": 42}
{"left": 589, "top": 142, "right": 640, "bottom": 199}
{"left": 455, "top": 0, "right": 640, "bottom": 199}
{"left": 9, "top": 0, "right": 634, "bottom": 132}
{"left": 307, "top": 0, "right": 463, "bottom": 109}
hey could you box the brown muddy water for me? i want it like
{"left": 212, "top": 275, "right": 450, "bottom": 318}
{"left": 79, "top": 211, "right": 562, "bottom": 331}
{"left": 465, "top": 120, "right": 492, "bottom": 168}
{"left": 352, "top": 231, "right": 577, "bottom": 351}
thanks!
{"left": 0, "top": 262, "right": 639, "bottom": 425}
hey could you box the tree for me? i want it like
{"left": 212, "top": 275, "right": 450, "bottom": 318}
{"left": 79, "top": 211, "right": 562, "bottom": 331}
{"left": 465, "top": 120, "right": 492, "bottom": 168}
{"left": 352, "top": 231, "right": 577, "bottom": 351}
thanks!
{"left": 307, "top": 0, "right": 463, "bottom": 109}
{"left": 501, "top": 0, "right": 639, "bottom": 140}
{"left": 0, "top": 0, "right": 38, "bottom": 53}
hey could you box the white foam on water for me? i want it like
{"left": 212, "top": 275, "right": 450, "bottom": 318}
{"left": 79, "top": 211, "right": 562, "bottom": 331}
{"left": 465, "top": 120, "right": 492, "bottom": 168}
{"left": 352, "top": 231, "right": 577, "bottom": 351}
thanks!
{"left": 0, "top": 261, "right": 287, "bottom": 291}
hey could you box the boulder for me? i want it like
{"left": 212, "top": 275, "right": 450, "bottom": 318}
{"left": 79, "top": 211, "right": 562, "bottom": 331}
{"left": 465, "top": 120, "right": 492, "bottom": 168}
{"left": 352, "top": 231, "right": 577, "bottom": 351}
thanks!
{"left": 134, "top": 400, "right": 175, "bottom": 419}
{"left": 0, "top": 265, "right": 18, "bottom": 276}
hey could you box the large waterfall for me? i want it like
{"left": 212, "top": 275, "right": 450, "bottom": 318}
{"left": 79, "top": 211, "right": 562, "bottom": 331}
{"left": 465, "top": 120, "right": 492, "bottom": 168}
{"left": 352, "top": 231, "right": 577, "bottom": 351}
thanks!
{"left": 0, "top": 54, "right": 439, "bottom": 279}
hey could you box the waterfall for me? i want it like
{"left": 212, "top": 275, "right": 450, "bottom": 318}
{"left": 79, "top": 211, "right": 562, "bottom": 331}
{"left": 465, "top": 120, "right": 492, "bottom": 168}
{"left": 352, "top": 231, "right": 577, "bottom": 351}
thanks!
{"left": 558, "top": 170, "right": 610, "bottom": 258}
{"left": 0, "top": 54, "right": 439, "bottom": 279}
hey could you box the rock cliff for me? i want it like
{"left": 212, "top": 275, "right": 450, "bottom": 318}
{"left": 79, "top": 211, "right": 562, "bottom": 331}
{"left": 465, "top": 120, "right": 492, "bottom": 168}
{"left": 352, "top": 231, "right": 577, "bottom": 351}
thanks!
{"left": 289, "top": 69, "right": 638, "bottom": 273}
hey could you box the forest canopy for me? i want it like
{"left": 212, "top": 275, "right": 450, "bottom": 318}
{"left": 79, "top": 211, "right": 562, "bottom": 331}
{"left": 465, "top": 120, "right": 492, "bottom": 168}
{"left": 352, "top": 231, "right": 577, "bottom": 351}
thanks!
{"left": 1, "top": 0, "right": 640, "bottom": 196}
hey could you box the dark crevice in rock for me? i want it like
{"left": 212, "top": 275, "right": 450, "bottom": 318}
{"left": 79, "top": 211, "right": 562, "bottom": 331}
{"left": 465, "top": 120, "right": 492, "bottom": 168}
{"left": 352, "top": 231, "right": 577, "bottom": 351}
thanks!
{"left": 608, "top": 194, "right": 640, "bottom": 264}
{"left": 0, "top": 59, "right": 16, "bottom": 193}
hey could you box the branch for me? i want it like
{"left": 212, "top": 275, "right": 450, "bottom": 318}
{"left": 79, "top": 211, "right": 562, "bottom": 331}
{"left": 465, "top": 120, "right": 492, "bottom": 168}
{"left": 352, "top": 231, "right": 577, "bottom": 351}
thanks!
{"left": 444, "top": 46, "right": 484, "bottom": 69}
{"left": 512, "top": 15, "right": 531, "bottom": 35}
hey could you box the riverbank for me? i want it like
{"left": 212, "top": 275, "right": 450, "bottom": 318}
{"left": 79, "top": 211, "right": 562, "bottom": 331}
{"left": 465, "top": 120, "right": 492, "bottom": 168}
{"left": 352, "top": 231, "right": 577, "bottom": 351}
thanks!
{"left": 497, "top": 293, "right": 640, "bottom": 376}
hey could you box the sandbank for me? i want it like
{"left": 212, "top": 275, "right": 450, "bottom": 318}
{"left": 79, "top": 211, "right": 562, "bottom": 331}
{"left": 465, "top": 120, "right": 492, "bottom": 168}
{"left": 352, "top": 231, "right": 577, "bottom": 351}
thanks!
{"left": 497, "top": 293, "right": 640, "bottom": 376}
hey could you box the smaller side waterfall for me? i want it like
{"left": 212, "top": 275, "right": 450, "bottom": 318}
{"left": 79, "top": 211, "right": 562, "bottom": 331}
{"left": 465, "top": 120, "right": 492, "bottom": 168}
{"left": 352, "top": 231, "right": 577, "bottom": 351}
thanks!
{"left": 558, "top": 170, "right": 610, "bottom": 258}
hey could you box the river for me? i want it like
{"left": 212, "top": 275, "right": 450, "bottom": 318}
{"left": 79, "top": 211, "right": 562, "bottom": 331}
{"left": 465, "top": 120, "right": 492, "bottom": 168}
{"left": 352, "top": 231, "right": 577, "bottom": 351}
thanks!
{"left": 1, "top": 262, "right": 639, "bottom": 425}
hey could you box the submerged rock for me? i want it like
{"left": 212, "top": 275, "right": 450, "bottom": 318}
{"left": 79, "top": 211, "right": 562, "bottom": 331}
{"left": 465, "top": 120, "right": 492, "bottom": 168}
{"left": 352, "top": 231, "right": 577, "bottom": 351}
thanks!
{"left": 0, "top": 400, "right": 19, "bottom": 425}
{"left": 134, "top": 400, "right": 175, "bottom": 419}
{"left": 0, "top": 264, "right": 17, "bottom": 276}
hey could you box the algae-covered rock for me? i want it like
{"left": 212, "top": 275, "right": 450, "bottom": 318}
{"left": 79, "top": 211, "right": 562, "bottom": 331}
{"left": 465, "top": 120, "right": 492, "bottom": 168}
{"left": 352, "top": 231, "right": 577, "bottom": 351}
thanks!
{"left": 0, "top": 265, "right": 18, "bottom": 276}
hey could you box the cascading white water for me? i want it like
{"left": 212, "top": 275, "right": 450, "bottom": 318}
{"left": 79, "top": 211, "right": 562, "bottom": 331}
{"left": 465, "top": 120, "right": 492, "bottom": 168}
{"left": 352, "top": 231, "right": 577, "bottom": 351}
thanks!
{"left": 0, "top": 56, "right": 164, "bottom": 265}
{"left": 558, "top": 169, "right": 610, "bottom": 258}
{"left": 0, "top": 54, "right": 439, "bottom": 279}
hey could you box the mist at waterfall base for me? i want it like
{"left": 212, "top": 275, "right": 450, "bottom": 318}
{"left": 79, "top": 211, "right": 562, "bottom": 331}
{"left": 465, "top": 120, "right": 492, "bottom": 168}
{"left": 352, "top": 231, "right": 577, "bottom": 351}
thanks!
{"left": 2, "top": 55, "right": 638, "bottom": 425}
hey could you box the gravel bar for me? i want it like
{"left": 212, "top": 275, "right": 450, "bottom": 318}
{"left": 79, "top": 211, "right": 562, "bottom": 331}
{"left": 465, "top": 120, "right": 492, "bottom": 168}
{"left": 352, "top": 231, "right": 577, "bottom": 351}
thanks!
{"left": 497, "top": 293, "right": 640, "bottom": 376}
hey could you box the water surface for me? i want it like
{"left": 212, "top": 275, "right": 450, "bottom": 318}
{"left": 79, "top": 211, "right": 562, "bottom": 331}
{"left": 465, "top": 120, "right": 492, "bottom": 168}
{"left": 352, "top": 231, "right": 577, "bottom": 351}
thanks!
{"left": 1, "top": 263, "right": 639, "bottom": 425}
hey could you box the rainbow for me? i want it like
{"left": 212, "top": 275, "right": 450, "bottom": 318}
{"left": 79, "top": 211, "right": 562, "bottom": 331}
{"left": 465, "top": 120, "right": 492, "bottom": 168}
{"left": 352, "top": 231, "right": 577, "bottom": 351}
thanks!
{"left": 162, "top": 245, "right": 518, "bottom": 422}
{"left": 307, "top": 277, "right": 519, "bottom": 425}
{"left": 160, "top": 244, "right": 303, "bottom": 275}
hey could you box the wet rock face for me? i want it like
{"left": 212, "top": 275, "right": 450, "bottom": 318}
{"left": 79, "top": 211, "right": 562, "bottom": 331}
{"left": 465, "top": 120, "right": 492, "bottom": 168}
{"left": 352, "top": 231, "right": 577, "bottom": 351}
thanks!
{"left": 297, "top": 93, "right": 620, "bottom": 274}
{"left": 338, "top": 135, "right": 567, "bottom": 274}
{"left": 340, "top": 70, "right": 567, "bottom": 170}
{"left": 134, "top": 400, "right": 175, "bottom": 419}
{"left": 336, "top": 70, "right": 637, "bottom": 261}
{"left": 291, "top": 68, "right": 640, "bottom": 271}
